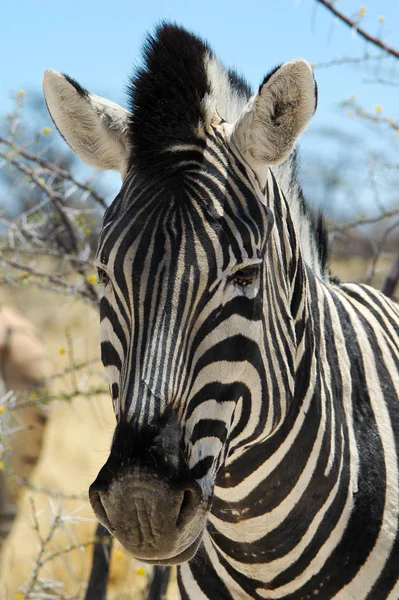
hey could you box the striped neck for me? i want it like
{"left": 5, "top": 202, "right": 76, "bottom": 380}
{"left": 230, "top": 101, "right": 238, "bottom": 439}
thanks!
{"left": 204, "top": 175, "right": 353, "bottom": 596}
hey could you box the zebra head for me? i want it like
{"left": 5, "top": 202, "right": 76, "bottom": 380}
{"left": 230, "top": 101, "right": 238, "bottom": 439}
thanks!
{"left": 43, "top": 24, "right": 317, "bottom": 565}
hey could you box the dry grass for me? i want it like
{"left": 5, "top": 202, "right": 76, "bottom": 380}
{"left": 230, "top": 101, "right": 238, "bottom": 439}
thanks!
{"left": 331, "top": 255, "right": 394, "bottom": 289}
{"left": 0, "top": 256, "right": 393, "bottom": 599}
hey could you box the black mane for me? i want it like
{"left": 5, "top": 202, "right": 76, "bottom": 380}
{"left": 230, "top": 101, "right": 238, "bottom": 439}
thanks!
{"left": 128, "top": 23, "right": 251, "bottom": 178}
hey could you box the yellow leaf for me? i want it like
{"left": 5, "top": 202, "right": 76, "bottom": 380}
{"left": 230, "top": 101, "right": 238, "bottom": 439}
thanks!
{"left": 358, "top": 6, "right": 366, "bottom": 18}
{"left": 43, "top": 127, "right": 51, "bottom": 135}
{"left": 18, "top": 90, "right": 25, "bottom": 97}
{"left": 0, "top": 405, "right": 5, "bottom": 414}
{"left": 378, "top": 16, "right": 385, "bottom": 23}
{"left": 0, "top": 461, "right": 4, "bottom": 471}
{"left": 136, "top": 566, "right": 146, "bottom": 576}
{"left": 59, "top": 348, "right": 66, "bottom": 355}
{"left": 88, "top": 274, "right": 97, "bottom": 284}
{"left": 114, "top": 549, "right": 124, "bottom": 561}
{"left": 375, "top": 105, "right": 383, "bottom": 113}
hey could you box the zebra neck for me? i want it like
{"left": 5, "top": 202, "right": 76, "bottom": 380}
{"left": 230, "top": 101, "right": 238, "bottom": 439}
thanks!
{"left": 205, "top": 196, "right": 355, "bottom": 593}
{"left": 207, "top": 283, "right": 354, "bottom": 597}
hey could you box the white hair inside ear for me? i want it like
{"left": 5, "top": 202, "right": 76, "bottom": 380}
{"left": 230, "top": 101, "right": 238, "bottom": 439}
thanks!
{"left": 43, "top": 69, "right": 131, "bottom": 177}
{"left": 230, "top": 59, "right": 317, "bottom": 187}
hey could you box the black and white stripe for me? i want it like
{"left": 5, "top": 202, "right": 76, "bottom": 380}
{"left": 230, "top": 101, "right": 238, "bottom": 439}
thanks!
{"left": 43, "top": 23, "right": 399, "bottom": 599}
{"left": 97, "top": 139, "right": 399, "bottom": 597}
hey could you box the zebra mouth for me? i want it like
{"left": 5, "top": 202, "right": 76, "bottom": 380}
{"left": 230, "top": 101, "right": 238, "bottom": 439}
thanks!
{"left": 135, "top": 531, "right": 203, "bottom": 565}
{"left": 89, "top": 468, "right": 208, "bottom": 565}
{"left": 90, "top": 487, "right": 204, "bottom": 565}
{"left": 91, "top": 485, "right": 204, "bottom": 564}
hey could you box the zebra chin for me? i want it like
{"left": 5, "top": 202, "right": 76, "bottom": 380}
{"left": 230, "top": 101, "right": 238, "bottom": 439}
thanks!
{"left": 88, "top": 468, "right": 209, "bottom": 565}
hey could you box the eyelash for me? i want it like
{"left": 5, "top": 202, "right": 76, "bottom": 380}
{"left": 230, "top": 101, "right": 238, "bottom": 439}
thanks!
{"left": 230, "top": 265, "right": 260, "bottom": 288}
{"left": 97, "top": 268, "right": 110, "bottom": 286}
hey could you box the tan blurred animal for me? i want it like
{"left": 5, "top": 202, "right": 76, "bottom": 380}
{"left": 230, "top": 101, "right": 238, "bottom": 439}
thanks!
{"left": 0, "top": 304, "right": 51, "bottom": 552}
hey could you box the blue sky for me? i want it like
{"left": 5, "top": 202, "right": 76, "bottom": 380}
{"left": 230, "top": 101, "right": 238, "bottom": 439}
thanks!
{"left": 1, "top": 0, "right": 398, "bottom": 219}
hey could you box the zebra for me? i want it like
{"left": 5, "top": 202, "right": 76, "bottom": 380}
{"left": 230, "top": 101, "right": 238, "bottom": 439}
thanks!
{"left": 42, "top": 23, "right": 399, "bottom": 599}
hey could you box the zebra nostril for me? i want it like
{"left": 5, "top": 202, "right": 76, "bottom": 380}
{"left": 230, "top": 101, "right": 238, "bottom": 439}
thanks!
{"left": 88, "top": 477, "right": 114, "bottom": 532}
{"left": 176, "top": 482, "right": 202, "bottom": 527}
{"left": 176, "top": 490, "right": 192, "bottom": 526}
{"left": 89, "top": 479, "right": 109, "bottom": 494}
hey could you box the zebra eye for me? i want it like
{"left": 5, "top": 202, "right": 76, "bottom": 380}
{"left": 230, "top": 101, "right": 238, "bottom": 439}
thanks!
{"left": 97, "top": 268, "right": 110, "bottom": 286}
{"left": 231, "top": 265, "right": 260, "bottom": 288}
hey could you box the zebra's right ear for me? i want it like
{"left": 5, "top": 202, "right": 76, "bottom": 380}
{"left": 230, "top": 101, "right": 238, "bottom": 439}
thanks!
{"left": 43, "top": 69, "right": 131, "bottom": 177}
{"left": 231, "top": 59, "right": 316, "bottom": 176}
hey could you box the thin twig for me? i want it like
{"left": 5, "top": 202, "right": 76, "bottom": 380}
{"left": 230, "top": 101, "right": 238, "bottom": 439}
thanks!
{"left": 0, "top": 245, "right": 93, "bottom": 265}
{"left": 22, "top": 498, "right": 62, "bottom": 599}
{"left": 362, "top": 77, "right": 399, "bottom": 87}
{"left": 17, "top": 478, "right": 87, "bottom": 501}
{"left": 7, "top": 386, "right": 109, "bottom": 411}
{"left": 46, "top": 357, "right": 102, "bottom": 384}
{"left": 366, "top": 218, "right": 399, "bottom": 286}
{"left": 0, "top": 150, "right": 80, "bottom": 254}
{"left": 329, "top": 208, "right": 399, "bottom": 233}
{"left": 0, "top": 135, "right": 107, "bottom": 209}
{"left": 315, "top": 0, "right": 399, "bottom": 60}
{"left": 341, "top": 101, "right": 399, "bottom": 132}
{"left": 3, "top": 258, "right": 75, "bottom": 286}
{"left": 43, "top": 535, "right": 111, "bottom": 566}
{"left": 313, "top": 53, "right": 388, "bottom": 69}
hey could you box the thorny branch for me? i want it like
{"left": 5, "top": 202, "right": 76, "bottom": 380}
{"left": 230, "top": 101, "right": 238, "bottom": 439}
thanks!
{"left": 313, "top": 53, "right": 389, "bottom": 69}
{"left": 0, "top": 150, "right": 82, "bottom": 254}
{"left": 315, "top": 0, "right": 399, "bottom": 60}
{"left": 16, "top": 478, "right": 87, "bottom": 501}
{"left": 329, "top": 209, "right": 399, "bottom": 234}
{"left": 19, "top": 498, "right": 110, "bottom": 600}
{"left": 341, "top": 100, "right": 399, "bottom": 132}
{"left": 0, "top": 135, "right": 107, "bottom": 209}
{"left": 5, "top": 386, "right": 109, "bottom": 411}
{"left": 21, "top": 497, "right": 63, "bottom": 599}
{"left": 1, "top": 257, "right": 100, "bottom": 308}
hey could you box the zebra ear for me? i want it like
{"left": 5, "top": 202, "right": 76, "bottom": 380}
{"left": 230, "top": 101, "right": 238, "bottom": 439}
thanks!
{"left": 43, "top": 69, "right": 131, "bottom": 176}
{"left": 231, "top": 60, "right": 316, "bottom": 172}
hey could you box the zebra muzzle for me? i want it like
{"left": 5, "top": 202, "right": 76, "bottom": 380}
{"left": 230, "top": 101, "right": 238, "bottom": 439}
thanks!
{"left": 89, "top": 468, "right": 207, "bottom": 564}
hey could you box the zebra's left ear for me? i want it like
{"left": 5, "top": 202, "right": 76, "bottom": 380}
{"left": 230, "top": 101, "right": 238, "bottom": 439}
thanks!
{"left": 231, "top": 60, "right": 316, "bottom": 172}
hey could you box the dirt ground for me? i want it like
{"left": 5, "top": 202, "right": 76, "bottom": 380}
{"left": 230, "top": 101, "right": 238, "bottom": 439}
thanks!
{"left": 0, "top": 255, "right": 394, "bottom": 599}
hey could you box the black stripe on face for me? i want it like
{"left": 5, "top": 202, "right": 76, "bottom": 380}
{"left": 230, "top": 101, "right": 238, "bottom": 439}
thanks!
{"left": 100, "top": 296, "right": 128, "bottom": 357}
{"left": 101, "top": 341, "right": 122, "bottom": 371}
{"left": 189, "top": 455, "right": 215, "bottom": 479}
{"left": 96, "top": 129, "right": 277, "bottom": 452}
{"left": 190, "top": 419, "right": 228, "bottom": 446}
{"left": 111, "top": 383, "right": 119, "bottom": 401}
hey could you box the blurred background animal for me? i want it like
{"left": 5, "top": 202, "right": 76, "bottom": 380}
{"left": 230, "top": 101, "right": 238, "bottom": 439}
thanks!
{"left": 0, "top": 304, "right": 51, "bottom": 554}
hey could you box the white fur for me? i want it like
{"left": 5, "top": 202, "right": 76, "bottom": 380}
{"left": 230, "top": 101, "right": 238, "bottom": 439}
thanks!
{"left": 231, "top": 60, "right": 316, "bottom": 176}
{"left": 202, "top": 54, "right": 248, "bottom": 126}
{"left": 42, "top": 69, "right": 130, "bottom": 176}
{"left": 273, "top": 158, "right": 326, "bottom": 280}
